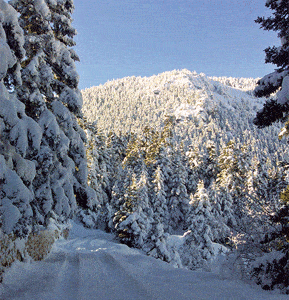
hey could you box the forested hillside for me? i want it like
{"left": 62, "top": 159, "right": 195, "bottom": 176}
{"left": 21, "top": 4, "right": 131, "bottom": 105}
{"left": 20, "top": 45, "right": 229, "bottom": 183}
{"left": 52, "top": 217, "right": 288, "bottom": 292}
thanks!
{"left": 82, "top": 70, "right": 285, "bottom": 162}
{"left": 80, "top": 70, "right": 289, "bottom": 288}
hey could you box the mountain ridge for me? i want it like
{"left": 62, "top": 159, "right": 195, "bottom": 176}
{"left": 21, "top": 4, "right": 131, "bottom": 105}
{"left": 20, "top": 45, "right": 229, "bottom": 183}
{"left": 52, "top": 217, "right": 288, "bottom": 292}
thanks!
{"left": 82, "top": 69, "right": 263, "bottom": 131}
{"left": 82, "top": 69, "right": 286, "bottom": 162}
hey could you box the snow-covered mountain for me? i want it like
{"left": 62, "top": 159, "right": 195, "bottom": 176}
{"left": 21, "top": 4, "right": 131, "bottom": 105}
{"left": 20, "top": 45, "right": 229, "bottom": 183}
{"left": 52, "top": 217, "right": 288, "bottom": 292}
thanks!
{"left": 82, "top": 69, "right": 286, "bottom": 162}
{"left": 82, "top": 69, "right": 261, "bottom": 133}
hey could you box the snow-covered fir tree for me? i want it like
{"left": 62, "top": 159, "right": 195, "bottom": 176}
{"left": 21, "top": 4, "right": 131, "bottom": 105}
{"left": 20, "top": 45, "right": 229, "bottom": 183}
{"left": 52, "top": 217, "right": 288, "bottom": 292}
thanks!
{"left": 0, "top": 0, "right": 47, "bottom": 281}
{"left": 182, "top": 181, "right": 216, "bottom": 270}
{"left": 75, "top": 118, "right": 112, "bottom": 229}
{"left": 167, "top": 148, "right": 190, "bottom": 233}
{"left": 113, "top": 173, "right": 152, "bottom": 249}
{"left": 0, "top": 0, "right": 39, "bottom": 237}
{"left": 254, "top": 0, "right": 289, "bottom": 128}
{"left": 151, "top": 166, "right": 169, "bottom": 230}
{"left": 9, "top": 0, "right": 94, "bottom": 227}
{"left": 0, "top": 0, "right": 100, "bottom": 281}
{"left": 216, "top": 140, "right": 252, "bottom": 230}
{"left": 249, "top": 0, "right": 289, "bottom": 291}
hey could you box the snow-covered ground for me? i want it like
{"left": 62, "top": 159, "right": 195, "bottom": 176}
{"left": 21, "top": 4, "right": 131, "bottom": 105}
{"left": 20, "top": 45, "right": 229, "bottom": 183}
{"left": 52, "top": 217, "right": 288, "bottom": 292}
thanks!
{"left": 0, "top": 222, "right": 287, "bottom": 300}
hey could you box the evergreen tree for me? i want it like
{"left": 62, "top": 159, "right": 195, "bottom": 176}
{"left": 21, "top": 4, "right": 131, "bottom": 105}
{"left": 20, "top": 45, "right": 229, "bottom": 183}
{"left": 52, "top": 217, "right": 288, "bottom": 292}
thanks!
{"left": 186, "top": 145, "right": 200, "bottom": 194}
{"left": 0, "top": 0, "right": 41, "bottom": 236}
{"left": 216, "top": 140, "right": 251, "bottom": 228}
{"left": 108, "top": 166, "right": 127, "bottom": 231}
{"left": 254, "top": 0, "right": 289, "bottom": 128}
{"left": 147, "top": 165, "right": 173, "bottom": 262}
{"left": 251, "top": 202, "right": 289, "bottom": 291}
{"left": 122, "top": 133, "right": 145, "bottom": 176}
{"left": 151, "top": 166, "right": 169, "bottom": 230}
{"left": 218, "top": 187, "right": 237, "bottom": 229}
{"left": 182, "top": 181, "right": 216, "bottom": 270}
{"left": 9, "top": 0, "right": 94, "bottom": 226}
{"left": 251, "top": 1, "right": 289, "bottom": 290}
{"left": 106, "top": 131, "right": 128, "bottom": 202}
{"left": 113, "top": 173, "right": 152, "bottom": 249}
{"left": 167, "top": 148, "right": 190, "bottom": 232}
{"left": 185, "top": 141, "right": 218, "bottom": 194}
{"left": 155, "top": 145, "right": 172, "bottom": 196}
{"left": 246, "top": 156, "right": 285, "bottom": 231}
{"left": 77, "top": 118, "right": 111, "bottom": 229}
{"left": 147, "top": 222, "right": 171, "bottom": 262}
{"left": 207, "top": 182, "right": 231, "bottom": 243}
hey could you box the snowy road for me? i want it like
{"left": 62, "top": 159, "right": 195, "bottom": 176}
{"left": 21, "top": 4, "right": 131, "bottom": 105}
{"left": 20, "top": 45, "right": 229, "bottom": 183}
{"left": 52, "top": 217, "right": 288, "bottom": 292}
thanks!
{"left": 0, "top": 223, "right": 287, "bottom": 300}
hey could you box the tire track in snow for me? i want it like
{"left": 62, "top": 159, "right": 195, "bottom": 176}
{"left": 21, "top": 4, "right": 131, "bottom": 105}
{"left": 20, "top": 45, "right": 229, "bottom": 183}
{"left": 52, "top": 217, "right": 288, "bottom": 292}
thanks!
{"left": 87, "top": 249, "right": 154, "bottom": 300}
{"left": 1, "top": 223, "right": 288, "bottom": 300}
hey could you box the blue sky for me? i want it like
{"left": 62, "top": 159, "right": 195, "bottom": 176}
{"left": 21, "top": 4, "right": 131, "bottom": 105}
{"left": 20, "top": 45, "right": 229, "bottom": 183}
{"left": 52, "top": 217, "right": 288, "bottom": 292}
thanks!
{"left": 72, "top": 0, "right": 280, "bottom": 90}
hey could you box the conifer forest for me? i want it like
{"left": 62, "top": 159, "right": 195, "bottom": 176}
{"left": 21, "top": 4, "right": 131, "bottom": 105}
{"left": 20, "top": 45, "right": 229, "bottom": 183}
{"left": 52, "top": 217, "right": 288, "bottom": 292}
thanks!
{"left": 1, "top": 0, "right": 289, "bottom": 296}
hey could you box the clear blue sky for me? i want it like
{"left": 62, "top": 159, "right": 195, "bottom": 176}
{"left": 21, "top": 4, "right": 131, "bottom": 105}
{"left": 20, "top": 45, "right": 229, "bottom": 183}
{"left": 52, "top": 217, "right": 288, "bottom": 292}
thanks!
{"left": 72, "top": 0, "right": 280, "bottom": 90}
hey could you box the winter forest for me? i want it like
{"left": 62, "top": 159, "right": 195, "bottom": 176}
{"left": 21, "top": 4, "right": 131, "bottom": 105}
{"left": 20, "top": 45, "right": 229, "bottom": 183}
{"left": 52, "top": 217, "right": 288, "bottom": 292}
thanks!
{"left": 1, "top": 0, "right": 289, "bottom": 297}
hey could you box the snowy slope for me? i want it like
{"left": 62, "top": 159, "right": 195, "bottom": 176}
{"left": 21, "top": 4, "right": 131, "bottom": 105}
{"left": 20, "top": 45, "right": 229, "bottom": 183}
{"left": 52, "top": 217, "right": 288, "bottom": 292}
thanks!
{"left": 82, "top": 68, "right": 287, "bottom": 163}
{"left": 82, "top": 69, "right": 263, "bottom": 134}
{"left": 0, "top": 222, "right": 287, "bottom": 300}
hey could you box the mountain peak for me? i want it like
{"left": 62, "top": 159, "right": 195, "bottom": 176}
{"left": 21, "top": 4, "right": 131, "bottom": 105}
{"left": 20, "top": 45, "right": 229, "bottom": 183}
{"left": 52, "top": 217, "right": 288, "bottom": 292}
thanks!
{"left": 82, "top": 69, "right": 263, "bottom": 133}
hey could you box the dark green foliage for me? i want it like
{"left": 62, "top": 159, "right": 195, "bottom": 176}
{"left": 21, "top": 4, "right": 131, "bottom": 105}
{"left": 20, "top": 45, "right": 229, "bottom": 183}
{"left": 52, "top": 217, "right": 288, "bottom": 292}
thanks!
{"left": 251, "top": 0, "right": 289, "bottom": 291}
{"left": 271, "top": 205, "right": 289, "bottom": 244}
{"left": 255, "top": 0, "right": 289, "bottom": 75}
{"left": 252, "top": 205, "right": 289, "bottom": 291}
{"left": 253, "top": 100, "right": 288, "bottom": 128}
{"left": 254, "top": 0, "right": 289, "bottom": 125}
{"left": 252, "top": 252, "right": 289, "bottom": 292}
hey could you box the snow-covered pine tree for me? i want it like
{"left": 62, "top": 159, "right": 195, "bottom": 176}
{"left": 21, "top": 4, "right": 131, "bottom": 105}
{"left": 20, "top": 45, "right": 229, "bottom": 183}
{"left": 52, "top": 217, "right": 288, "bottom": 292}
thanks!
{"left": 250, "top": 1, "right": 289, "bottom": 290}
{"left": 106, "top": 131, "right": 128, "bottom": 192}
{"left": 108, "top": 166, "right": 127, "bottom": 231}
{"left": 246, "top": 156, "right": 285, "bottom": 231}
{"left": 0, "top": 0, "right": 41, "bottom": 238}
{"left": 151, "top": 166, "right": 169, "bottom": 230}
{"left": 249, "top": 163, "right": 289, "bottom": 291}
{"left": 186, "top": 140, "right": 219, "bottom": 193}
{"left": 254, "top": 0, "right": 289, "bottom": 128}
{"left": 207, "top": 182, "right": 231, "bottom": 244}
{"left": 75, "top": 118, "right": 112, "bottom": 229}
{"left": 9, "top": 0, "right": 94, "bottom": 226}
{"left": 122, "top": 133, "right": 144, "bottom": 175}
{"left": 0, "top": 0, "right": 46, "bottom": 280}
{"left": 186, "top": 145, "right": 200, "bottom": 194}
{"left": 113, "top": 172, "right": 152, "bottom": 249}
{"left": 44, "top": 0, "right": 94, "bottom": 212}
{"left": 204, "top": 140, "right": 219, "bottom": 184}
{"left": 136, "top": 165, "right": 154, "bottom": 250}
{"left": 85, "top": 123, "right": 107, "bottom": 207}
{"left": 167, "top": 148, "right": 190, "bottom": 233}
{"left": 147, "top": 165, "right": 172, "bottom": 261}
{"left": 218, "top": 187, "right": 237, "bottom": 229}
{"left": 182, "top": 181, "right": 216, "bottom": 270}
{"left": 154, "top": 145, "right": 172, "bottom": 196}
{"left": 216, "top": 140, "right": 251, "bottom": 229}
